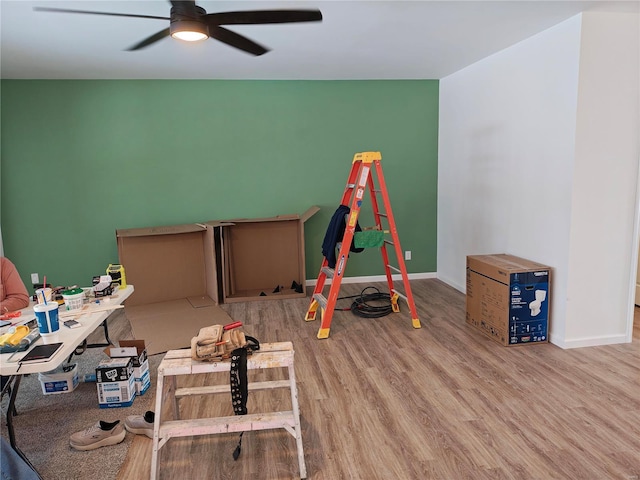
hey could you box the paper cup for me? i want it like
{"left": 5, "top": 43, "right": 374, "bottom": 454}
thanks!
{"left": 33, "top": 302, "right": 60, "bottom": 336}
{"left": 36, "top": 288, "right": 53, "bottom": 304}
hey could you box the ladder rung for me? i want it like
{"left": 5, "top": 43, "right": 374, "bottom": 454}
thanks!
{"left": 387, "top": 264, "right": 401, "bottom": 274}
{"left": 175, "top": 379, "right": 292, "bottom": 398}
{"left": 391, "top": 289, "right": 408, "bottom": 302}
{"left": 376, "top": 212, "right": 388, "bottom": 218}
{"left": 384, "top": 239, "right": 394, "bottom": 246}
{"left": 321, "top": 266, "right": 335, "bottom": 278}
{"left": 347, "top": 183, "right": 355, "bottom": 188}
{"left": 313, "top": 293, "right": 328, "bottom": 310}
{"left": 159, "top": 411, "right": 296, "bottom": 438}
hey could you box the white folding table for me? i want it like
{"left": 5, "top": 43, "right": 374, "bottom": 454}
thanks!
{"left": 0, "top": 285, "right": 134, "bottom": 474}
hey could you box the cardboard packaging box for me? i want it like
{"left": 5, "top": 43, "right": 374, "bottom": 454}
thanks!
{"left": 204, "top": 207, "right": 319, "bottom": 303}
{"left": 115, "top": 207, "right": 318, "bottom": 355}
{"left": 96, "top": 357, "right": 136, "bottom": 408}
{"left": 105, "top": 340, "right": 150, "bottom": 396}
{"left": 39, "top": 363, "right": 79, "bottom": 395}
{"left": 115, "top": 223, "right": 218, "bottom": 307}
{"left": 116, "top": 207, "right": 318, "bottom": 305}
{"left": 466, "top": 254, "right": 551, "bottom": 346}
{"left": 115, "top": 222, "right": 232, "bottom": 355}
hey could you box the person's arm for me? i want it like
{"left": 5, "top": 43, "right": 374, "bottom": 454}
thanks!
{"left": 0, "top": 259, "right": 30, "bottom": 313}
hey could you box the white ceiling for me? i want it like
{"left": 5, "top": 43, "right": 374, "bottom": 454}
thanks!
{"left": 1, "top": 0, "right": 637, "bottom": 80}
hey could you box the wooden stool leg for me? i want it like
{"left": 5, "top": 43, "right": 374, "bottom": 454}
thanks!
{"left": 150, "top": 368, "right": 165, "bottom": 480}
{"left": 288, "top": 361, "right": 307, "bottom": 479}
{"left": 167, "top": 376, "right": 179, "bottom": 420}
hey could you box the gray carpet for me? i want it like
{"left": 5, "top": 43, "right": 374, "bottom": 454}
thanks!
{"left": 1, "top": 345, "right": 163, "bottom": 480}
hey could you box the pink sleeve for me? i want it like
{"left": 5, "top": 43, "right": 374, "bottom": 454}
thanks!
{"left": 0, "top": 258, "right": 30, "bottom": 313}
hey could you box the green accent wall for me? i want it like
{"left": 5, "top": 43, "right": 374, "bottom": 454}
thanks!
{"left": 1, "top": 80, "right": 438, "bottom": 293}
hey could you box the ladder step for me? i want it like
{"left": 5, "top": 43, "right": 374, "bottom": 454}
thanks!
{"left": 313, "top": 293, "right": 328, "bottom": 310}
{"left": 175, "top": 379, "right": 292, "bottom": 398}
{"left": 388, "top": 264, "right": 401, "bottom": 274}
{"left": 384, "top": 239, "right": 394, "bottom": 246}
{"left": 321, "top": 266, "right": 335, "bottom": 278}
{"left": 391, "top": 289, "right": 408, "bottom": 302}
{"left": 159, "top": 411, "right": 296, "bottom": 438}
{"left": 376, "top": 212, "right": 388, "bottom": 218}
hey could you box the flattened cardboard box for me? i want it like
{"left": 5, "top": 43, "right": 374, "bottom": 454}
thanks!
{"left": 466, "top": 254, "right": 551, "bottom": 346}
{"left": 124, "top": 298, "right": 234, "bottom": 355}
{"left": 115, "top": 208, "right": 318, "bottom": 355}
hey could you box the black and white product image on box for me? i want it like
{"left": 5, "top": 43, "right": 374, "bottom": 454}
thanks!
{"left": 509, "top": 271, "right": 549, "bottom": 344}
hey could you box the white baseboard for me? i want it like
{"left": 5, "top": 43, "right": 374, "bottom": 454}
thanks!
{"left": 306, "top": 271, "right": 436, "bottom": 287}
{"left": 551, "top": 333, "right": 631, "bottom": 349}
{"left": 434, "top": 274, "right": 465, "bottom": 294}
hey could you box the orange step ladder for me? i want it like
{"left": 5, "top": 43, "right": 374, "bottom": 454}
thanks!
{"left": 305, "top": 151, "right": 421, "bottom": 339}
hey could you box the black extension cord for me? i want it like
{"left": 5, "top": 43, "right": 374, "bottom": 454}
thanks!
{"left": 338, "top": 286, "right": 393, "bottom": 319}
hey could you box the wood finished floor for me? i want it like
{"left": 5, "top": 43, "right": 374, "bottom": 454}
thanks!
{"left": 117, "top": 279, "right": 640, "bottom": 480}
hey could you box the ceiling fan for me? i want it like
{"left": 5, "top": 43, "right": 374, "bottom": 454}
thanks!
{"left": 34, "top": 0, "right": 323, "bottom": 56}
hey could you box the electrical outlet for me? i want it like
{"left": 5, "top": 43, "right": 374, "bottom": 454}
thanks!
{"left": 405, "top": 251, "right": 412, "bottom": 261}
{"left": 31, "top": 273, "right": 39, "bottom": 284}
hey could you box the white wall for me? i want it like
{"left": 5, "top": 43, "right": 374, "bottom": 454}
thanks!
{"left": 438, "top": 11, "right": 640, "bottom": 348}
{"left": 437, "top": 15, "right": 582, "bottom": 345}
{"left": 566, "top": 11, "right": 640, "bottom": 346}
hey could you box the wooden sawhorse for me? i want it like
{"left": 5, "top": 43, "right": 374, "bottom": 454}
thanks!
{"left": 150, "top": 341, "right": 306, "bottom": 479}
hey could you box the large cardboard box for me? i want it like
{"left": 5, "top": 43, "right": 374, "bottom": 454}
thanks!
{"left": 116, "top": 207, "right": 318, "bottom": 355}
{"left": 466, "top": 254, "right": 551, "bottom": 346}
{"left": 116, "top": 207, "right": 318, "bottom": 305}
{"left": 205, "top": 207, "right": 319, "bottom": 303}
{"left": 115, "top": 223, "right": 218, "bottom": 307}
{"left": 115, "top": 222, "right": 231, "bottom": 355}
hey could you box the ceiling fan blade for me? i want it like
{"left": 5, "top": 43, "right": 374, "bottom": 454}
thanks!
{"left": 204, "top": 10, "right": 323, "bottom": 25}
{"left": 33, "top": 7, "right": 169, "bottom": 21}
{"left": 126, "top": 28, "right": 171, "bottom": 51}
{"left": 208, "top": 25, "right": 268, "bottom": 56}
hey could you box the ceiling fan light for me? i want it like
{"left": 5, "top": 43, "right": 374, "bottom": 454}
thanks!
{"left": 170, "top": 20, "right": 208, "bottom": 42}
{"left": 172, "top": 30, "right": 208, "bottom": 42}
